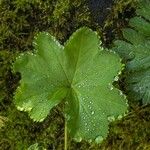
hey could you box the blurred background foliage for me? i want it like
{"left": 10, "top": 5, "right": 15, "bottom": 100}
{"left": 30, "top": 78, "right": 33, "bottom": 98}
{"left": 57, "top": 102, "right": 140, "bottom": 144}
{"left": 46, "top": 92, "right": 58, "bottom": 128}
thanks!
{"left": 0, "top": 0, "right": 150, "bottom": 149}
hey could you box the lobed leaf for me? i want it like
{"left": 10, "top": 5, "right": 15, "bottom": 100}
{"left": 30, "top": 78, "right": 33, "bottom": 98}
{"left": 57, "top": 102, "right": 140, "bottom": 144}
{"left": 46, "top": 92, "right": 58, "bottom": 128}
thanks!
{"left": 13, "top": 27, "right": 128, "bottom": 141}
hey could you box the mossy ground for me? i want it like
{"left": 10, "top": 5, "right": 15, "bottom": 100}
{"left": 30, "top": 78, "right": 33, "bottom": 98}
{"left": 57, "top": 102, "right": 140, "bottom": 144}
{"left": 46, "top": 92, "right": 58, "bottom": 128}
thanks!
{"left": 0, "top": 0, "right": 150, "bottom": 149}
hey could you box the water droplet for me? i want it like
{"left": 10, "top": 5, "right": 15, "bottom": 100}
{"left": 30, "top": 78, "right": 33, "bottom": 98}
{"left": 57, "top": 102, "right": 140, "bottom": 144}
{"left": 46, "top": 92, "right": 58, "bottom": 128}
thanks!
{"left": 118, "top": 70, "right": 122, "bottom": 75}
{"left": 46, "top": 33, "right": 49, "bottom": 36}
{"left": 107, "top": 116, "right": 115, "bottom": 122}
{"left": 33, "top": 42, "right": 37, "bottom": 46}
{"left": 82, "top": 97, "right": 85, "bottom": 100}
{"left": 74, "top": 136, "right": 82, "bottom": 142}
{"left": 114, "top": 76, "right": 119, "bottom": 81}
{"left": 119, "top": 91, "right": 123, "bottom": 95}
{"left": 39, "top": 118, "right": 44, "bottom": 122}
{"left": 110, "top": 86, "right": 113, "bottom": 90}
{"left": 117, "top": 115, "right": 123, "bottom": 120}
{"left": 17, "top": 106, "right": 24, "bottom": 111}
{"left": 91, "top": 111, "right": 95, "bottom": 115}
{"left": 95, "top": 136, "right": 104, "bottom": 143}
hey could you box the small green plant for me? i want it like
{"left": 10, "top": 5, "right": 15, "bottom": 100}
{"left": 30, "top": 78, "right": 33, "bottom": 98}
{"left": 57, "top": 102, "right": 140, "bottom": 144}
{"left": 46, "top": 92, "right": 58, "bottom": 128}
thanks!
{"left": 113, "top": 0, "right": 150, "bottom": 104}
{"left": 13, "top": 27, "right": 128, "bottom": 148}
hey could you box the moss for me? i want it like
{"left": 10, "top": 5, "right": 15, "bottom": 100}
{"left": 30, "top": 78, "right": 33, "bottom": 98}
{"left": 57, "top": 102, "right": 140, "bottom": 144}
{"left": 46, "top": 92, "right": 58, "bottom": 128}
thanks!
{"left": 0, "top": 102, "right": 65, "bottom": 149}
{"left": 0, "top": 0, "right": 93, "bottom": 49}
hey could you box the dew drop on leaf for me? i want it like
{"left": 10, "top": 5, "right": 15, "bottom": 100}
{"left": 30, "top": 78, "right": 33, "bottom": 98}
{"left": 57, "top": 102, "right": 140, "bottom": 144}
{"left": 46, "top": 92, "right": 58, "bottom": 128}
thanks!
{"left": 117, "top": 115, "right": 123, "bottom": 120}
{"left": 74, "top": 136, "right": 82, "bottom": 142}
{"left": 91, "top": 111, "right": 95, "bottom": 115}
{"left": 110, "top": 86, "right": 113, "bottom": 90}
{"left": 17, "top": 106, "right": 24, "bottom": 111}
{"left": 119, "top": 91, "right": 123, "bottom": 95}
{"left": 107, "top": 116, "right": 115, "bottom": 122}
{"left": 95, "top": 136, "right": 104, "bottom": 143}
{"left": 39, "top": 118, "right": 44, "bottom": 122}
{"left": 114, "top": 76, "right": 119, "bottom": 81}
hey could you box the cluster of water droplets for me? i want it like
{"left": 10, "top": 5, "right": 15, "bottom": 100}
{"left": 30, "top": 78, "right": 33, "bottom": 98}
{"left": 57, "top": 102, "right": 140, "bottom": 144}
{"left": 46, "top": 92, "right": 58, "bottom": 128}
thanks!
{"left": 108, "top": 83, "right": 114, "bottom": 90}
{"left": 17, "top": 106, "right": 24, "bottom": 111}
{"left": 81, "top": 97, "right": 99, "bottom": 136}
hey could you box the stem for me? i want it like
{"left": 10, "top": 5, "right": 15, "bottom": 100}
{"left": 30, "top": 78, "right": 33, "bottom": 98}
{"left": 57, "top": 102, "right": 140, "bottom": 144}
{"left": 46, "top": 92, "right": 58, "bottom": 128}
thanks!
{"left": 64, "top": 120, "right": 67, "bottom": 150}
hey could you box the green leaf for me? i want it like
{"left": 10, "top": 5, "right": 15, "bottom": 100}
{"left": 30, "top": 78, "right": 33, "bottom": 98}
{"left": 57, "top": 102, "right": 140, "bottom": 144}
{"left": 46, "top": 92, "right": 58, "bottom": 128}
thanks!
{"left": 113, "top": 0, "right": 150, "bottom": 104}
{"left": 129, "top": 17, "right": 150, "bottom": 36}
{"left": 13, "top": 27, "right": 128, "bottom": 141}
{"left": 126, "top": 70, "right": 150, "bottom": 104}
{"left": 136, "top": 0, "right": 150, "bottom": 21}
